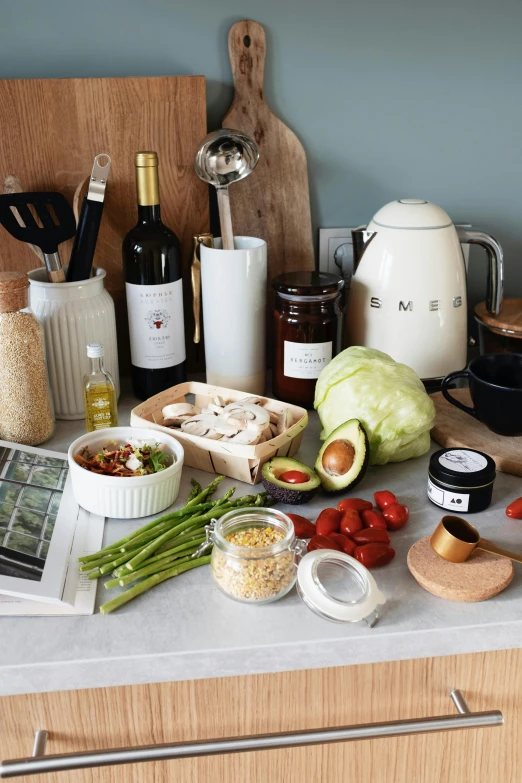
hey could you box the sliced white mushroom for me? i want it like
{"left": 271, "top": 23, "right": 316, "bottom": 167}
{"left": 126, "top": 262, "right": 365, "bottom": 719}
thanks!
{"left": 227, "top": 430, "right": 260, "bottom": 445}
{"left": 223, "top": 403, "right": 255, "bottom": 421}
{"left": 241, "top": 396, "right": 265, "bottom": 406}
{"left": 269, "top": 422, "right": 279, "bottom": 437}
{"left": 213, "top": 396, "right": 226, "bottom": 407}
{"left": 262, "top": 425, "right": 273, "bottom": 442}
{"left": 200, "top": 406, "right": 218, "bottom": 417}
{"left": 207, "top": 403, "right": 225, "bottom": 415}
{"left": 265, "top": 408, "right": 280, "bottom": 424}
{"left": 162, "top": 403, "right": 200, "bottom": 419}
{"left": 163, "top": 412, "right": 198, "bottom": 427}
{"left": 180, "top": 419, "right": 211, "bottom": 438}
{"left": 277, "top": 409, "right": 294, "bottom": 435}
{"left": 204, "top": 429, "right": 223, "bottom": 440}
{"left": 227, "top": 416, "right": 248, "bottom": 430}
{"left": 225, "top": 403, "right": 270, "bottom": 432}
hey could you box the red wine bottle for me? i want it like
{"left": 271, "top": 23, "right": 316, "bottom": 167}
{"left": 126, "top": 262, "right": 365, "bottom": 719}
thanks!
{"left": 123, "top": 151, "right": 186, "bottom": 400}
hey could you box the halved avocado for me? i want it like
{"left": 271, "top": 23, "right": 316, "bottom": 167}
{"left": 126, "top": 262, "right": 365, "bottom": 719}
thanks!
{"left": 315, "top": 419, "right": 369, "bottom": 493}
{"left": 262, "top": 457, "right": 320, "bottom": 505}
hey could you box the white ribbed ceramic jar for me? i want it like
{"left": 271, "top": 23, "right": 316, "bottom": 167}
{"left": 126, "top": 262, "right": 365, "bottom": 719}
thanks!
{"left": 28, "top": 268, "right": 119, "bottom": 420}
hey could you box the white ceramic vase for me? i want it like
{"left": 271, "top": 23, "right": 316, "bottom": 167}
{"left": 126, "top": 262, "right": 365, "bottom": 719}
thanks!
{"left": 28, "top": 267, "right": 119, "bottom": 420}
{"left": 200, "top": 237, "right": 267, "bottom": 395}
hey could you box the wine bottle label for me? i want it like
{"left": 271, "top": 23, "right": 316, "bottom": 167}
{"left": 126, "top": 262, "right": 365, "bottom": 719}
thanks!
{"left": 284, "top": 341, "right": 332, "bottom": 379}
{"left": 126, "top": 280, "right": 186, "bottom": 370}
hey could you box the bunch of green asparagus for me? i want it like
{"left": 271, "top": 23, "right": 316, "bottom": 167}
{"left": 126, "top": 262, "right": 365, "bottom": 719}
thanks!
{"left": 78, "top": 476, "right": 274, "bottom": 614}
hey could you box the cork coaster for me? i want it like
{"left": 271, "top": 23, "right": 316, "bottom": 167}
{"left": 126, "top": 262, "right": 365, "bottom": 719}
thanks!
{"left": 408, "top": 537, "right": 514, "bottom": 602}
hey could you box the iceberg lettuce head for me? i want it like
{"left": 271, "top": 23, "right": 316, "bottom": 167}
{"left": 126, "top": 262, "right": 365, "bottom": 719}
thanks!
{"left": 314, "top": 347, "right": 435, "bottom": 465}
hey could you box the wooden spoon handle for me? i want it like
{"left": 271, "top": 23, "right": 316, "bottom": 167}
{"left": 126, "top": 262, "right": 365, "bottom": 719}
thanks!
{"left": 478, "top": 539, "right": 522, "bottom": 565}
{"left": 228, "top": 20, "right": 266, "bottom": 101}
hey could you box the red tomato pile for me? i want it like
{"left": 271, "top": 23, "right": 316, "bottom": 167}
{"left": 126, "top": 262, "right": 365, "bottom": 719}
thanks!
{"left": 287, "top": 490, "right": 409, "bottom": 569}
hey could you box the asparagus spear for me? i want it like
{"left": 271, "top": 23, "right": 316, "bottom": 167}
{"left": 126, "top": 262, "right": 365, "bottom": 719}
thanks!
{"left": 105, "top": 548, "right": 200, "bottom": 589}
{"left": 99, "top": 556, "right": 211, "bottom": 614}
{"left": 78, "top": 477, "right": 225, "bottom": 563}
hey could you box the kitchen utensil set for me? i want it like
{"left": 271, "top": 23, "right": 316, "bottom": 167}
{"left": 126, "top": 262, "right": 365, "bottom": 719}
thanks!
{"left": 0, "top": 154, "right": 111, "bottom": 284}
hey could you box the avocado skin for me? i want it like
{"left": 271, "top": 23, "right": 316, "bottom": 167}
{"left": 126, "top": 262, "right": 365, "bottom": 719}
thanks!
{"left": 261, "top": 456, "right": 320, "bottom": 505}
{"left": 261, "top": 479, "right": 319, "bottom": 504}
{"left": 315, "top": 419, "right": 370, "bottom": 493}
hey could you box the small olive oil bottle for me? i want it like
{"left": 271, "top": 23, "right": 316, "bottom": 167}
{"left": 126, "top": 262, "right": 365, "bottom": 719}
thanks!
{"left": 83, "top": 343, "right": 118, "bottom": 432}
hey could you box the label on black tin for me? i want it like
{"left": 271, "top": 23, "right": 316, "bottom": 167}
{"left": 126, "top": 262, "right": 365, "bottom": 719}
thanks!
{"left": 428, "top": 478, "right": 470, "bottom": 512}
{"left": 438, "top": 450, "right": 488, "bottom": 473}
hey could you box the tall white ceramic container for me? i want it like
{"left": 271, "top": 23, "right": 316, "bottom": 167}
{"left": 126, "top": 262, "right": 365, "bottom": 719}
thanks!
{"left": 200, "top": 237, "right": 267, "bottom": 395}
{"left": 28, "top": 267, "right": 119, "bottom": 420}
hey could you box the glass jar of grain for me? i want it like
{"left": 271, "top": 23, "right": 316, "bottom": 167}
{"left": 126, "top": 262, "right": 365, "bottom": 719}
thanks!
{"left": 208, "top": 508, "right": 299, "bottom": 604}
{"left": 0, "top": 272, "right": 54, "bottom": 445}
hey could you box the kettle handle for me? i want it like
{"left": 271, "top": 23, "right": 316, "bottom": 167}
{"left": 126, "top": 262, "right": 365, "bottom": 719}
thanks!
{"left": 456, "top": 227, "right": 504, "bottom": 316}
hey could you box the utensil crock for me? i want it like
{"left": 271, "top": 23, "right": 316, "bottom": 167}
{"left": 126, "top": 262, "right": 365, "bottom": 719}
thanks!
{"left": 28, "top": 267, "right": 119, "bottom": 420}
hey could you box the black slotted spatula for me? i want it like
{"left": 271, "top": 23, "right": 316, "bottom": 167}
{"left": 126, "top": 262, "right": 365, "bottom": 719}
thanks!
{"left": 0, "top": 192, "right": 77, "bottom": 283}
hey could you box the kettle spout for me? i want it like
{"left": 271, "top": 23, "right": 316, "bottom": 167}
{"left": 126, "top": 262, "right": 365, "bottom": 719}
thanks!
{"left": 352, "top": 226, "right": 377, "bottom": 273}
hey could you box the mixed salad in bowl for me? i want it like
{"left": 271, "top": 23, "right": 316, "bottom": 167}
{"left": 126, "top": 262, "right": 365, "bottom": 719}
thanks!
{"left": 74, "top": 439, "right": 173, "bottom": 477}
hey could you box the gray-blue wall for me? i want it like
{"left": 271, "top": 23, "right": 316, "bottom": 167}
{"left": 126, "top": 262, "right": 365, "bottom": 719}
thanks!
{"left": 1, "top": 0, "right": 521, "bottom": 307}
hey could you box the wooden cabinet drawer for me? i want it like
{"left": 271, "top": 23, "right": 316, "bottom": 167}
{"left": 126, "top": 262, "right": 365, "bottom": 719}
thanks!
{"left": 1, "top": 648, "right": 519, "bottom": 782}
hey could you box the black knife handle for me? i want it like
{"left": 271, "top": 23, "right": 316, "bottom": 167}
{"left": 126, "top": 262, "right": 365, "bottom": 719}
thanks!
{"left": 66, "top": 197, "right": 105, "bottom": 282}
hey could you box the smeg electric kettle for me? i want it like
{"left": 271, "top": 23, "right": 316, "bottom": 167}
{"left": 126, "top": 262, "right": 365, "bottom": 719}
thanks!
{"left": 346, "top": 199, "right": 504, "bottom": 381}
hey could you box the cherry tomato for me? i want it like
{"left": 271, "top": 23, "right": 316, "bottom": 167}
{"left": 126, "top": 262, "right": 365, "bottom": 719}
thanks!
{"left": 373, "top": 491, "right": 398, "bottom": 510}
{"left": 506, "top": 497, "right": 522, "bottom": 519}
{"left": 286, "top": 514, "right": 316, "bottom": 539}
{"left": 360, "top": 508, "right": 387, "bottom": 529}
{"left": 353, "top": 528, "right": 390, "bottom": 545}
{"left": 279, "top": 470, "right": 310, "bottom": 484}
{"left": 337, "top": 498, "right": 373, "bottom": 513}
{"left": 316, "top": 508, "right": 342, "bottom": 537}
{"left": 383, "top": 503, "right": 409, "bottom": 530}
{"left": 354, "top": 543, "right": 395, "bottom": 568}
{"left": 339, "top": 508, "right": 363, "bottom": 536}
{"left": 307, "top": 534, "right": 342, "bottom": 553}
{"left": 328, "top": 532, "right": 357, "bottom": 556}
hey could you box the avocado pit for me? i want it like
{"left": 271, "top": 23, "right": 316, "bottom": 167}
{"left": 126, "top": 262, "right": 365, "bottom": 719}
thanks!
{"left": 321, "top": 439, "right": 355, "bottom": 477}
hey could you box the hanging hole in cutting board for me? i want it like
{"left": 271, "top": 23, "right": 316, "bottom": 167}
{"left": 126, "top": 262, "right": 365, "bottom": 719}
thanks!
{"left": 243, "top": 35, "right": 251, "bottom": 47}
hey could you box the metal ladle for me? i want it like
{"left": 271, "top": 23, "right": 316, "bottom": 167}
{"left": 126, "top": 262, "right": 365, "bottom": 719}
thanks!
{"left": 194, "top": 129, "right": 260, "bottom": 251}
{"left": 431, "top": 515, "right": 522, "bottom": 564}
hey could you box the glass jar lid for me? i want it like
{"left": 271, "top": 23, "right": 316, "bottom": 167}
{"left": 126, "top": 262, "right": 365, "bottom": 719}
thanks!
{"left": 272, "top": 271, "right": 344, "bottom": 299}
{"left": 296, "top": 550, "right": 386, "bottom": 626}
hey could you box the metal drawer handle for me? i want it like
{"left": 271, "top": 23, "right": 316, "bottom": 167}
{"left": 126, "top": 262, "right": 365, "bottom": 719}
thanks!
{"left": 0, "top": 690, "right": 503, "bottom": 778}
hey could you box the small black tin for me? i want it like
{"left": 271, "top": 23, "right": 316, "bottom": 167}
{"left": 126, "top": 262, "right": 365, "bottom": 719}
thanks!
{"left": 428, "top": 448, "right": 496, "bottom": 514}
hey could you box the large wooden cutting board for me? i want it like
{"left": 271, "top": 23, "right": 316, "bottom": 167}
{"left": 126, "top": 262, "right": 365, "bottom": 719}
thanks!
{"left": 222, "top": 20, "right": 315, "bottom": 290}
{"left": 431, "top": 388, "right": 522, "bottom": 477}
{"left": 0, "top": 76, "right": 208, "bottom": 369}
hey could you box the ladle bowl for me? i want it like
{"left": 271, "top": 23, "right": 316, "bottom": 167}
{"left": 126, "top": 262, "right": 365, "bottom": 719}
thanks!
{"left": 194, "top": 129, "right": 260, "bottom": 250}
{"left": 431, "top": 516, "right": 522, "bottom": 564}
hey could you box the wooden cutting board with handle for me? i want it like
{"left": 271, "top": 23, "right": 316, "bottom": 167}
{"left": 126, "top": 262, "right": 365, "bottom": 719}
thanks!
{"left": 0, "top": 76, "right": 208, "bottom": 369}
{"left": 222, "top": 20, "right": 315, "bottom": 286}
{"left": 431, "top": 388, "right": 522, "bottom": 477}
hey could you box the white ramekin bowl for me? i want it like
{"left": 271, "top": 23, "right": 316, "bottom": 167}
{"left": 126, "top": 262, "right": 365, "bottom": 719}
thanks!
{"left": 68, "top": 427, "right": 184, "bottom": 519}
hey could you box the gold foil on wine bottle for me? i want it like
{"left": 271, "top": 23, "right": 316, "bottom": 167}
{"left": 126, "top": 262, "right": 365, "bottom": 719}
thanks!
{"left": 135, "top": 151, "right": 160, "bottom": 206}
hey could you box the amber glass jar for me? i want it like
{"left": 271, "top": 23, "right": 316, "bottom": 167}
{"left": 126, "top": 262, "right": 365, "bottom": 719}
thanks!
{"left": 272, "top": 272, "right": 344, "bottom": 408}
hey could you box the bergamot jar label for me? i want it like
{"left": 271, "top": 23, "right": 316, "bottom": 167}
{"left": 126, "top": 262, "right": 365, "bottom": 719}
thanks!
{"left": 284, "top": 341, "right": 332, "bottom": 379}
{"left": 126, "top": 280, "right": 186, "bottom": 369}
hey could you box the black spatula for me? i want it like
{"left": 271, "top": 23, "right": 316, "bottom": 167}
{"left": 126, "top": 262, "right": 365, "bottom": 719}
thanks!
{"left": 0, "top": 192, "right": 77, "bottom": 283}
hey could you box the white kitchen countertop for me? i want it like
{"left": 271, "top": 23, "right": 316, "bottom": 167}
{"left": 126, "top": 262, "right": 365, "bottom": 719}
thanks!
{"left": 1, "top": 383, "right": 522, "bottom": 697}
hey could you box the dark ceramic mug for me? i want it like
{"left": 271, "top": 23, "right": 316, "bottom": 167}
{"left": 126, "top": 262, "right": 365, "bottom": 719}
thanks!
{"left": 441, "top": 353, "right": 522, "bottom": 436}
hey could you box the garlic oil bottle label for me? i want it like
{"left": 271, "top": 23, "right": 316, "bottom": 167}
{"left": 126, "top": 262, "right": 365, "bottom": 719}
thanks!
{"left": 284, "top": 341, "right": 332, "bottom": 379}
{"left": 126, "top": 280, "right": 186, "bottom": 369}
